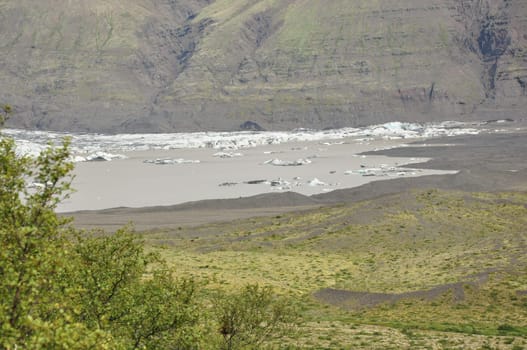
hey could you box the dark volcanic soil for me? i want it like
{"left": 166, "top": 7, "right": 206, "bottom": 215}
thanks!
{"left": 314, "top": 130, "right": 527, "bottom": 204}
{"left": 314, "top": 271, "right": 493, "bottom": 309}
{"left": 314, "top": 282, "right": 470, "bottom": 310}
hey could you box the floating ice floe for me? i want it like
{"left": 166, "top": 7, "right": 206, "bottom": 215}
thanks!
{"left": 73, "top": 152, "right": 127, "bottom": 162}
{"left": 307, "top": 178, "right": 327, "bottom": 187}
{"left": 345, "top": 165, "right": 422, "bottom": 177}
{"left": 268, "top": 178, "right": 292, "bottom": 190}
{"left": 144, "top": 158, "right": 200, "bottom": 165}
{"left": 320, "top": 141, "right": 346, "bottom": 146}
{"left": 264, "top": 158, "right": 312, "bottom": 166}
{"left": 72, "top": 156, "right": 89, "bottom": 162}
{"left": 213, "top": 152, "right": 243, "bottom": 158}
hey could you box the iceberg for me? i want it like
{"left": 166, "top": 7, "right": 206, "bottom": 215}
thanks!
{"left": 143, "top": 158, "right": 200, "bottom": 165}
{"left": 213, "top": 151, "right": 244, "bottom": 158}
{"left": 268, "top": 178, "right": 291, "bottom": 190}
{"left": 264, "top": 158, "right": 312, "bottom": 166}
{"left": 307, "top": 178, "right": 327, "bottom": 186}
{"left": 80, "top": 152, "right": 127, "bottom": 162}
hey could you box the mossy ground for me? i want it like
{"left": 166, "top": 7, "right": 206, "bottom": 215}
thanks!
{"left": 143, "top": 189, "right": 527, "bottom": 348}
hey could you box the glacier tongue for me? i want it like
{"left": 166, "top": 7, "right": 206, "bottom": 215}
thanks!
{"left": 2, "top": 121, "right": 481, "bottom": 161}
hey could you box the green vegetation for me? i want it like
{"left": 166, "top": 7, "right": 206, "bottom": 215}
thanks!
{"left": 0, "top": 130, "right": 294, "bottom": 349}
{"left": 145, "top": 189, "right": 527, "bottom": 348}
{"left": 214, "top": 284, "right": 296, "bottom": 350}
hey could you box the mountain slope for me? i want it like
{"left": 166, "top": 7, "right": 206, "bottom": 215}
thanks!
{"left": 1, "top": 0, "right": 526, "bottom": 132}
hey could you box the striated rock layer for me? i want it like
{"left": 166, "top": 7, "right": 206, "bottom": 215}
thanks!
{"left": 0, "top": 0, "right": 526, "bottom": 132}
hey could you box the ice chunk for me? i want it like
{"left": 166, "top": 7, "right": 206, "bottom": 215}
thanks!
{"left": 307, "top": 178, "right": 327, "bottom": 186}
{"left": 213, "top": 152, "right": 243, "bottom": 158}
{"left": 144, "top": 158, "right": 200, "bottom": 165}
{"left": 264, "top": 158, "right": 312, "bottom": 166}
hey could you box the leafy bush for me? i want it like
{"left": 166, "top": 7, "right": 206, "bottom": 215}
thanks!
{"left": 0, "top": 125, "right": 295, "bottom": 349}
{"left": 0, "top": 132, "right": 199, "bottom": 349}
{"left": 214, "top": 284, "right": 297, "bottom": 350}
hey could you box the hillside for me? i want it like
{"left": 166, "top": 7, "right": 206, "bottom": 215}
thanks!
{"left": 1, "top": 0, "right": 526, "bottom": 132}
{"left": 143, "top": 189, "right": 527, "bottom": 348}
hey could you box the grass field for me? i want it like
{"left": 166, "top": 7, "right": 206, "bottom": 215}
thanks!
{"left": 141, "top": 189, "right": 527, "bottom": 348}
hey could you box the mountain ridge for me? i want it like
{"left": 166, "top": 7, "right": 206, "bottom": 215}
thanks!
{"left": 1, "top": 0, "right": 526, "bottom": 132}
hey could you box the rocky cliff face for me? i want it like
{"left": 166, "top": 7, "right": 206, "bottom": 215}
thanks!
{"left": 1, "top": 0, "right": 526, "bottom": 132}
